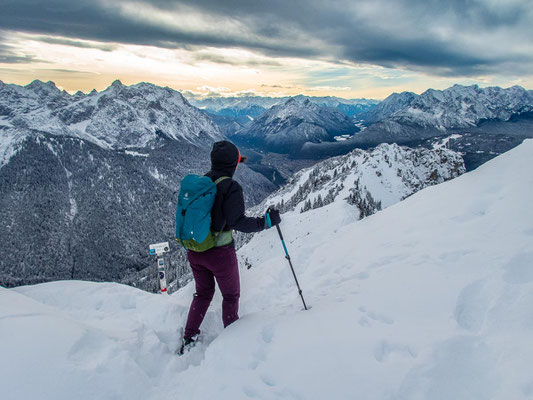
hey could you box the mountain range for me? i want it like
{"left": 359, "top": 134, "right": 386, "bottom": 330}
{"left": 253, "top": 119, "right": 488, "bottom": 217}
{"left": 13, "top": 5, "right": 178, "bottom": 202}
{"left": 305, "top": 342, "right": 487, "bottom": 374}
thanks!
{"left": 232, "top": 98, "right": 359, "bottom": 153}
{"left": 185, "top": 93, "right": 379, "bottom": 119}
{"left": 0, "top": 79, "right": 221, "bottom": 164}
{"left": 187, "top": 84, "right": 533, "bottom": 168}
{"left": 358, "top": 84, "right": 533, "bottom": 134}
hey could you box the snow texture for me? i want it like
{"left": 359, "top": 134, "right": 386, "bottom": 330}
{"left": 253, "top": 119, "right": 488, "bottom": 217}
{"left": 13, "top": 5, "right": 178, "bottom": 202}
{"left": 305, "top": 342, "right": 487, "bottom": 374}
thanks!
{"left": 2, "top": 139, "right": 532, "bottom": 399}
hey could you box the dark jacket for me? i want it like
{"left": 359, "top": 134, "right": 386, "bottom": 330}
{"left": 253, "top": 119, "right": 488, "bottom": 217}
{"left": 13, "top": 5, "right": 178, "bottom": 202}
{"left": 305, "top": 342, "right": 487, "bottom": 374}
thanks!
{"left": 206, "top": 141, "right": 265, "bottom": 234}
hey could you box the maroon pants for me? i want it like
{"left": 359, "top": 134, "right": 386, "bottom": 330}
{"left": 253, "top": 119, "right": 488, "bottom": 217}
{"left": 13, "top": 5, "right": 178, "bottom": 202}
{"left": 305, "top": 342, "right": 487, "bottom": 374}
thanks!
{"left": 184, "top": 245, "right": 240, "bottom": 339}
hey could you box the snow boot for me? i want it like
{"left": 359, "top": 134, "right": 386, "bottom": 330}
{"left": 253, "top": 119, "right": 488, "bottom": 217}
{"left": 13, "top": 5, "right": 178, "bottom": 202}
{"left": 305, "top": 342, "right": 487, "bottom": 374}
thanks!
{"left": 176, "top": 336, "right": 197, "bottom": 355}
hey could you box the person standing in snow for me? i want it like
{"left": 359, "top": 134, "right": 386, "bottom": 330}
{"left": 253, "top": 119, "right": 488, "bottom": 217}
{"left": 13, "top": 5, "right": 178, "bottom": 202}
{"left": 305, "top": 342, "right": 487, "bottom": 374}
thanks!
{"left": 179, "top": 141, "right": 281, "bottom": 355}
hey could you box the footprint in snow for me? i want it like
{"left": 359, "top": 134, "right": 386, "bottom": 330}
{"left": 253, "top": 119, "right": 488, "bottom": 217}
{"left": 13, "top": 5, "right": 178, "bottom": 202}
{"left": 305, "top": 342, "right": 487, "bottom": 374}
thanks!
{"left": 358, "top": 306, "right": 394, "bottom": 325}
{"left": 374, "top": 340, "right": 417, "bottom": 363}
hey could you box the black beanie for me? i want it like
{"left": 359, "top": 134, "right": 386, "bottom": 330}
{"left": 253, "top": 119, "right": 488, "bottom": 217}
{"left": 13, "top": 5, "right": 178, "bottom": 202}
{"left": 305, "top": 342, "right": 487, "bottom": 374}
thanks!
{"left": 210, "top": 141, "right": 240, "bottom": 171}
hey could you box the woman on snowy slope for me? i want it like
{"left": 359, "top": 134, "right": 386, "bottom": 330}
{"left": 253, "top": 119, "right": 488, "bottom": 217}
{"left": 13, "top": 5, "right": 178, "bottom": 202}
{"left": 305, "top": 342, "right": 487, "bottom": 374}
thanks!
{"left": 179, "top": 140, "right": 281, "bottom": 355}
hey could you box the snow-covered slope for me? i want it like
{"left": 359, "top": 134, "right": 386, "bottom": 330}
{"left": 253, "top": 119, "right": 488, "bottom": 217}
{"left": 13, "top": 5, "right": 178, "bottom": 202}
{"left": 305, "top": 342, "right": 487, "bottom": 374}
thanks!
{"left": 2, "top": 140, "right": 532, "bottom": 399}
{"left": 236, "top": 98, "right": 358, "bottom": 153}
{"left": 255, "top": 143, "right": 465, "bottom": 217}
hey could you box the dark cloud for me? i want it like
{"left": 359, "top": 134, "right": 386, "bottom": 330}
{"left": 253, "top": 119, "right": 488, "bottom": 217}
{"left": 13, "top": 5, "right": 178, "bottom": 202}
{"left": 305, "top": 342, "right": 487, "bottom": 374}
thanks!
{"left": 1, "top": 0, "right": 532, "bottom": 76}
{"left": 35, "top": 36, "right": 116, "bottom": 52}
{"left": 0, "top": 0, "right": 320, "bottom": 58}
{"left": 192, "top": 53, "right": 282, "bottom": 67}
{"left": 41, "top": 68, "right": 99, "bottom": 75}
{"left": 0, "top": 42, "right": 37, "bottom": 63}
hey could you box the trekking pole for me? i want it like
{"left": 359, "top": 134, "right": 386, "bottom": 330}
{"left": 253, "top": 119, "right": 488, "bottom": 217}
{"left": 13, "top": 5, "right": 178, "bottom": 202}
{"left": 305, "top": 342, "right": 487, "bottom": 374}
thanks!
{"left": 267, "top": 210, "right": 308, "bottom": 310}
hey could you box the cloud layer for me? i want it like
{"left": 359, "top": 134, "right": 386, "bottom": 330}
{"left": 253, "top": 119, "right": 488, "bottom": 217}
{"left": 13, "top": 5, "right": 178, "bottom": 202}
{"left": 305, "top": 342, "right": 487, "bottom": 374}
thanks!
{"left": 1, "top": 0, "right": 532, "bottom": 77}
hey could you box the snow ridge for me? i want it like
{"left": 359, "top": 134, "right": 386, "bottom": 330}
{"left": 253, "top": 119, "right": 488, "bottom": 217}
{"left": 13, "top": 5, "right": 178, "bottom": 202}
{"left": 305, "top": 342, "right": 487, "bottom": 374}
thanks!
{"left": 255, "top": 143, "right": 465, "bottom": 218}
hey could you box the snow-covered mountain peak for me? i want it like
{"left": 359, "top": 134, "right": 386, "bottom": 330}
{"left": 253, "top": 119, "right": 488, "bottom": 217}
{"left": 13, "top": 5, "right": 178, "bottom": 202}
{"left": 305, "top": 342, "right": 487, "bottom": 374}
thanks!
{"left": 111, "top": 79, "right": 123, "bottom": 87}
{"left": 236, "top": 95, "right": 358, "bottom": 152}
{"left": 273, "top": 96, "right": 321, "bottom": 118}
{"left": 25, "top": 79, "right": 63, "bottom": 98}
{"left": 393, "top": 84, "right": 533, "bottom": 129}
{"left": 359, "top": 91, "right": 417, "bottom": 124}
{"left": 0, "top": 80, "right": 223, "bottom": 162}
{"left": 26, "top": 79, "right": 59, "bottom": 90}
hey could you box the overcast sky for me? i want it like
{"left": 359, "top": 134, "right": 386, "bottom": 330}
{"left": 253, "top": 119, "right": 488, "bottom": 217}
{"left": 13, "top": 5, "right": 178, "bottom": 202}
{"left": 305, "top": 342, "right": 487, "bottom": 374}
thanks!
{"left": 1, "top": 0, "right": 532, "bottom": 98}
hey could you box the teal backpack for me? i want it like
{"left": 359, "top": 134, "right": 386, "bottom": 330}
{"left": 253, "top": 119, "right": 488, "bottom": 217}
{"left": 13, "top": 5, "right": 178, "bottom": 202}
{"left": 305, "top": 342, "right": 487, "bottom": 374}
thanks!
{"left": 175, "top": 175, "right": 231, "bottom": 252}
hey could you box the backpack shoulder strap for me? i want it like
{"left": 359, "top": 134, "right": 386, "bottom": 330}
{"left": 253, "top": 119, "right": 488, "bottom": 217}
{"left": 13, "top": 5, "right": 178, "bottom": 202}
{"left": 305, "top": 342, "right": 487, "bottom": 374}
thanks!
{"left": 214, "top": 176, "right": 230, "bottom": 185}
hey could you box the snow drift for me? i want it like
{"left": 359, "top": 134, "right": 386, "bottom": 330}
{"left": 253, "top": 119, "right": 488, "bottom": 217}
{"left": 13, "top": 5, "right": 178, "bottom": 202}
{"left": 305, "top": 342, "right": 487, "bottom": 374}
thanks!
{"left": 1, "top": 140, "right": 533, "bottom": 399}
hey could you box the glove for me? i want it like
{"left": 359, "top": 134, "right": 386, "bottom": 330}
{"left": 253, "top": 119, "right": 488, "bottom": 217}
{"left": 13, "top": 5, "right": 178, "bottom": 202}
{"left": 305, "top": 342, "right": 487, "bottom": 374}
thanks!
{"left": 264, "top": 208, "right": 281, "bottom": 229}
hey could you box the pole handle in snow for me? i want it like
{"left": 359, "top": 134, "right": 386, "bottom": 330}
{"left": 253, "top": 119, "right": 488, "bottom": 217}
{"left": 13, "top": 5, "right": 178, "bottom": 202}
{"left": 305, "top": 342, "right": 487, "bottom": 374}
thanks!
{"left": 274, "top": 224, "right": 308, "bottom": 311}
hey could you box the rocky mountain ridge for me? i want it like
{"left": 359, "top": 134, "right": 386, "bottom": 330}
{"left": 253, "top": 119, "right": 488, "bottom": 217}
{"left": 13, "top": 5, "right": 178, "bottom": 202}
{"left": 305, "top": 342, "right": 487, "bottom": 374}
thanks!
{"left": 233, "top": 98, "right": 359, "bottom": 153}
{"left": 0, "top": 79, "right": 222, "bottom": 166}
{"left": 186, "top": 93, "right": 379, "bottom": 119}
{"left": 358, "top": 84, "right": 533, "bottom": 132}
{"left": 252, "top": 143, "right": 465, "bottom": 220}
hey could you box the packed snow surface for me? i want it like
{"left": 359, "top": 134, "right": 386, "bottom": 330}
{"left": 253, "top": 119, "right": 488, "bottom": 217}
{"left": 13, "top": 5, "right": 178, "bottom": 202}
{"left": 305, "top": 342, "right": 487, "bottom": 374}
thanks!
{"left": 2, "top": 140, "right": 533, "bottom": 399}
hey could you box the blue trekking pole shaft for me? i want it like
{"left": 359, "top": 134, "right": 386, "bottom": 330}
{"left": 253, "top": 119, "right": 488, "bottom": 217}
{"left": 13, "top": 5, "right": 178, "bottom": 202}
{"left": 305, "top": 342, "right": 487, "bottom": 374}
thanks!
{"left": 275, "top": 224, "right": 308, "bottom": 311}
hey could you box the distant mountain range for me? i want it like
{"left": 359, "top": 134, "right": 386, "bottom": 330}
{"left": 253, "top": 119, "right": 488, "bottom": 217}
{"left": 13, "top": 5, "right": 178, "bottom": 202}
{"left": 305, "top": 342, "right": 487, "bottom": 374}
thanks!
{"left": 185, "top": 93, "right": 378, "bottom": 138}
{"left": 347, "top": 84, "right": 533, "bottom": 170}
{"left": 232, "top": 98, "right": 359, "bottom": 153}
{"left": 185, "top": 93, "right": 379, "bottom": 118}
{"left": 188, "top": 84, "right": 533, "bottom": 166}
{"left": 358, "top": 84, "right": 533, "bottom": 134}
